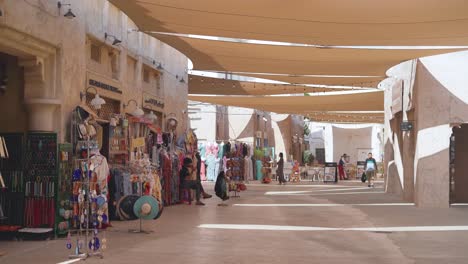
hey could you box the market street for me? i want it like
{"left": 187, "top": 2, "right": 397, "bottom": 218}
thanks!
{"left": 1, "top": 181, "right": 468, "bottom": 264}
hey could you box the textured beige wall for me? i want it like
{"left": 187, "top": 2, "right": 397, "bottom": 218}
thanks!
{"left": 332, "top": 126, "right": 372, "bottom": 163}
{"left": 385, "top": 59, "right": 468, "bottom": 207}
{"left": 0, "top": 53, "right": 27, "bottom": 132}
{"left": 274, "top": 115, "right": 304, "bottom": 162}
{"left": 0, "top": 0, "right": 188, "bottom": 139}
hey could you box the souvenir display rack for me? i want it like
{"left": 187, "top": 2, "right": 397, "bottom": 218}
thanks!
{"left": 226, "top": 154, "right": 245, "bottom": 198}
{"left": 68, "top": 140, "right": 106, "bottom": 260}
{"left": 56, "top": 143, "right": 73, "bottom": 237}
{"left": 108, "top": 115, "right": 128, "bottom": 165}
{"left": 68, "top": 108, "right": 106, "bottom": 259}
{"left": 23, "top": 133, "right": 58, "bottom": 235}
{"left": 0, "top": 133, "right": 24, "bottom": 229}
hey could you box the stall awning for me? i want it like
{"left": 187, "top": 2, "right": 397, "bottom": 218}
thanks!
{"left": 236, "top": 73, "right": 385, "bottom": 87}
{"left": 188, "top": 91, "right": 384, "bottom": 114}
{"left": 152, "top": 35, "right": 463, "bottom": 76}
{"left": 306, "top": 112, "right": 384, "bottom": 124}
{"left": 188, "top": 75, "right": 355, "bottom": 95}
{"left": 110, "top": 0, "right": 468, "bottom": 46}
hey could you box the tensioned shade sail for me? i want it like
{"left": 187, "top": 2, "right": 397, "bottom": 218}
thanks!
{"left": 237, "top": 73, "right": 385, "bottom": 87}
{"left": 189, "top": 91, "right": 384, "bottom": 114}
{"left": 152, "top": 35, "right": 463, "bottom": 76}
{"left": 110, "top": 0, "right": 468, "bottom": 46}
{"left": 188, "top": 75, "right": 355, "bottom": 95}
{"left": 306, "top": 112, "right": 384, "bottom": 124}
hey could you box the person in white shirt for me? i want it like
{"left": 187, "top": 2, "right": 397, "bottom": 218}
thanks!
{"left": 364, "top": 153, "right": 377, "bottom": 188}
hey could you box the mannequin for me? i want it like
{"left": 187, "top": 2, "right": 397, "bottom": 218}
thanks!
{"left": 244, "top": 147, "right": 254, "bottom": 182}
{"left": 199, "top": 143, "right": 207, "bottom": 181}
{"left": 213, "top": 144, "right": 220, "bottom": 182}
{"left": 206, "top": 143, "right": 216, "bottom": 181}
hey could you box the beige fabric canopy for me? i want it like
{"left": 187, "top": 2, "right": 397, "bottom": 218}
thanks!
{"left": 306, "top": 112, "right": 384, "bottom": 123}
{"left": 236, "top": 73, "right": 385, "bottom": 87}
{"left": 110, "top": 0, "right": 468, "bottom": 46}
{"left": 189, "top": 75, "right": 356, "bottom": 95}
{"left": 189, "top": 91, "right": 384, "bottom": 114}
{"left": 153, "top": 35, "right": 463, "bottom": 76}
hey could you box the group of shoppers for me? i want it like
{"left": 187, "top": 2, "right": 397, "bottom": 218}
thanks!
{"left": 180, "top": 151, "right": 378, "bottom": 204}
{"left": 338, "top": 152, "right": 377, "bottom": 187}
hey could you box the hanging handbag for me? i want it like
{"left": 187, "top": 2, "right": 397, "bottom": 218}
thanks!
{"left": 78, "top": 123, "right": 88, "bottom": 139}
{"left": 361, "top": 172, "right": 367, "bottom": 183}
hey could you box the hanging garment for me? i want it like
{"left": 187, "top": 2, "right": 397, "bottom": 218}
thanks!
{"left": 90, "top": 154, "right": 110, "bottom": 196}
{"left": 222, "top": 156, "right": 227, "bottom": 173}
{"left": 244, "top": 156, "right": 254, "bottom": 181}
{"left": 252, "top": 156, "right": 257, "bottom": 180}
{"left": 200, "top": 144, "right": 207, "bottom": 181}
{"left": 161, "top": 151, "right": 172, "bottom": 206}
{"left": 199, "top": 143, "right": 206, "bottom": 158}
{"left": 152, "top": 172, "right": 162, "bottom": 203}
{"left": 157, "top": 133, "right": 163, "bottom": 144}
{"left": 171, "top": 154, "right": 180, "bottom": 204}
{"left": 152, "top": 146, "right": 158, "bottom": 165}
{"left": 206, "top": 154, "right": 216, "bottom": 181}
{"left": 218, "top": 143, "right": 224, "bottom": 159}
{"left": 200, "top": 160, "right": 207, "bottom": 181}
{"left": 256, "top": 160, "right": 263, "bottom": 181}
{"left": 214, "top": 157, "right": 221, "bottom": 182}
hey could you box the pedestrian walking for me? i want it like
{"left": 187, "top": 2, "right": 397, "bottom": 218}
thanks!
{"left": 364, "top": 153, "right": 378, "bottom": 187}
{"left": 277, "top": 153, "right": 286, "bottom": 185}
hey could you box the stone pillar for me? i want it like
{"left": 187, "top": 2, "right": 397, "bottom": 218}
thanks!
{"left": 25, "top": 98, "right": 60, "bottom": 131}
{"left": 20, "top": 57, "right": 61, "bottom": 132}
{"left": 402, "top": 131, "right": 415, "bottom": 202}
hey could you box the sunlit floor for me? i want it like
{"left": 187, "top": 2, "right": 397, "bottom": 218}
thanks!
{"left": 2, "top": 180, "right": 468, "bottom": 264}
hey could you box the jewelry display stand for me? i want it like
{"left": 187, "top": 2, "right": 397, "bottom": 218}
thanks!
{"left": 0, "top": 136, "right": 7, "bottom": 221}
{"left": 68, "top": 109, "right": 106, "bottom": 260}
{"left": 69, "top": 140, "right": 104, "bottom": 260}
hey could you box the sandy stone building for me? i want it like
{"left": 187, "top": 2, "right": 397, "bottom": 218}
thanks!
{"left": 384, "top": 51, "right": 468, "bottom": 208}
{"left": 0, "top": 0, "right": 189, "bottom": 140}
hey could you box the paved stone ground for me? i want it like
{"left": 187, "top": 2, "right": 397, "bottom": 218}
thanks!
{"left": 1, "top": 181, "right": 468, "bottom": 264}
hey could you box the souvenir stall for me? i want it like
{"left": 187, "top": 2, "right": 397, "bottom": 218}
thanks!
{"left": 224, "top": 142, "right": 249, "bottom": 196}
{"left": 0, "top": 132, "right": 60, "bottom": 240}
{"left": 66, "top": 107, "right": 111, "bottom": 259}
{"left": 108, "top": 112, "right": 165, "bottom": 216}
{"left": 204, "top": 142, "right": 221, "bottom": 182}
{"left": 243, "top": 147, "right": 254, "bottom": 183}
{"left": 290, "top": 161, "right": 301, "bottom": 182}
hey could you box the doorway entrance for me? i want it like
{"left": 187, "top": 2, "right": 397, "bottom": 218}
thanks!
{"left": 450, "top": 124, "right": 468, "bottom": 204}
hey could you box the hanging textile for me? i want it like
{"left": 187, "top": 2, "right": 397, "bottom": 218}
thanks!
{"left": 199, "top": 143, "right": 207, "bottom": 181}
{"left": 205, "top": 143, "right": 216, "bottom": 181}
{"left": 160, "top": 150, "right": 172, "bottom": 206}
{"left": 244, "top": 155, "right": 254, "bottom": 182}
{"left": 218, "top": 143, "right": 224, "bottom": 159}
{"left": 171, "top": 153, "right": 180, "bottom": 204}
{"left": 256, "top": 160, "right": 263, "bottom": 181}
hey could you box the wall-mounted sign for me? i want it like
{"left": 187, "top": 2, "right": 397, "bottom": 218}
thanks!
{"left": 89, "top": 79, "right": 122, "bottom": 94}
{"left": 143, "top": 93, "right": 165, "bottom": 109}
{"left": 131, "top": 137, "right": 146, "bottom": 149}
{"left": 401, "top": 121, "right": 414, "bottom": 131}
